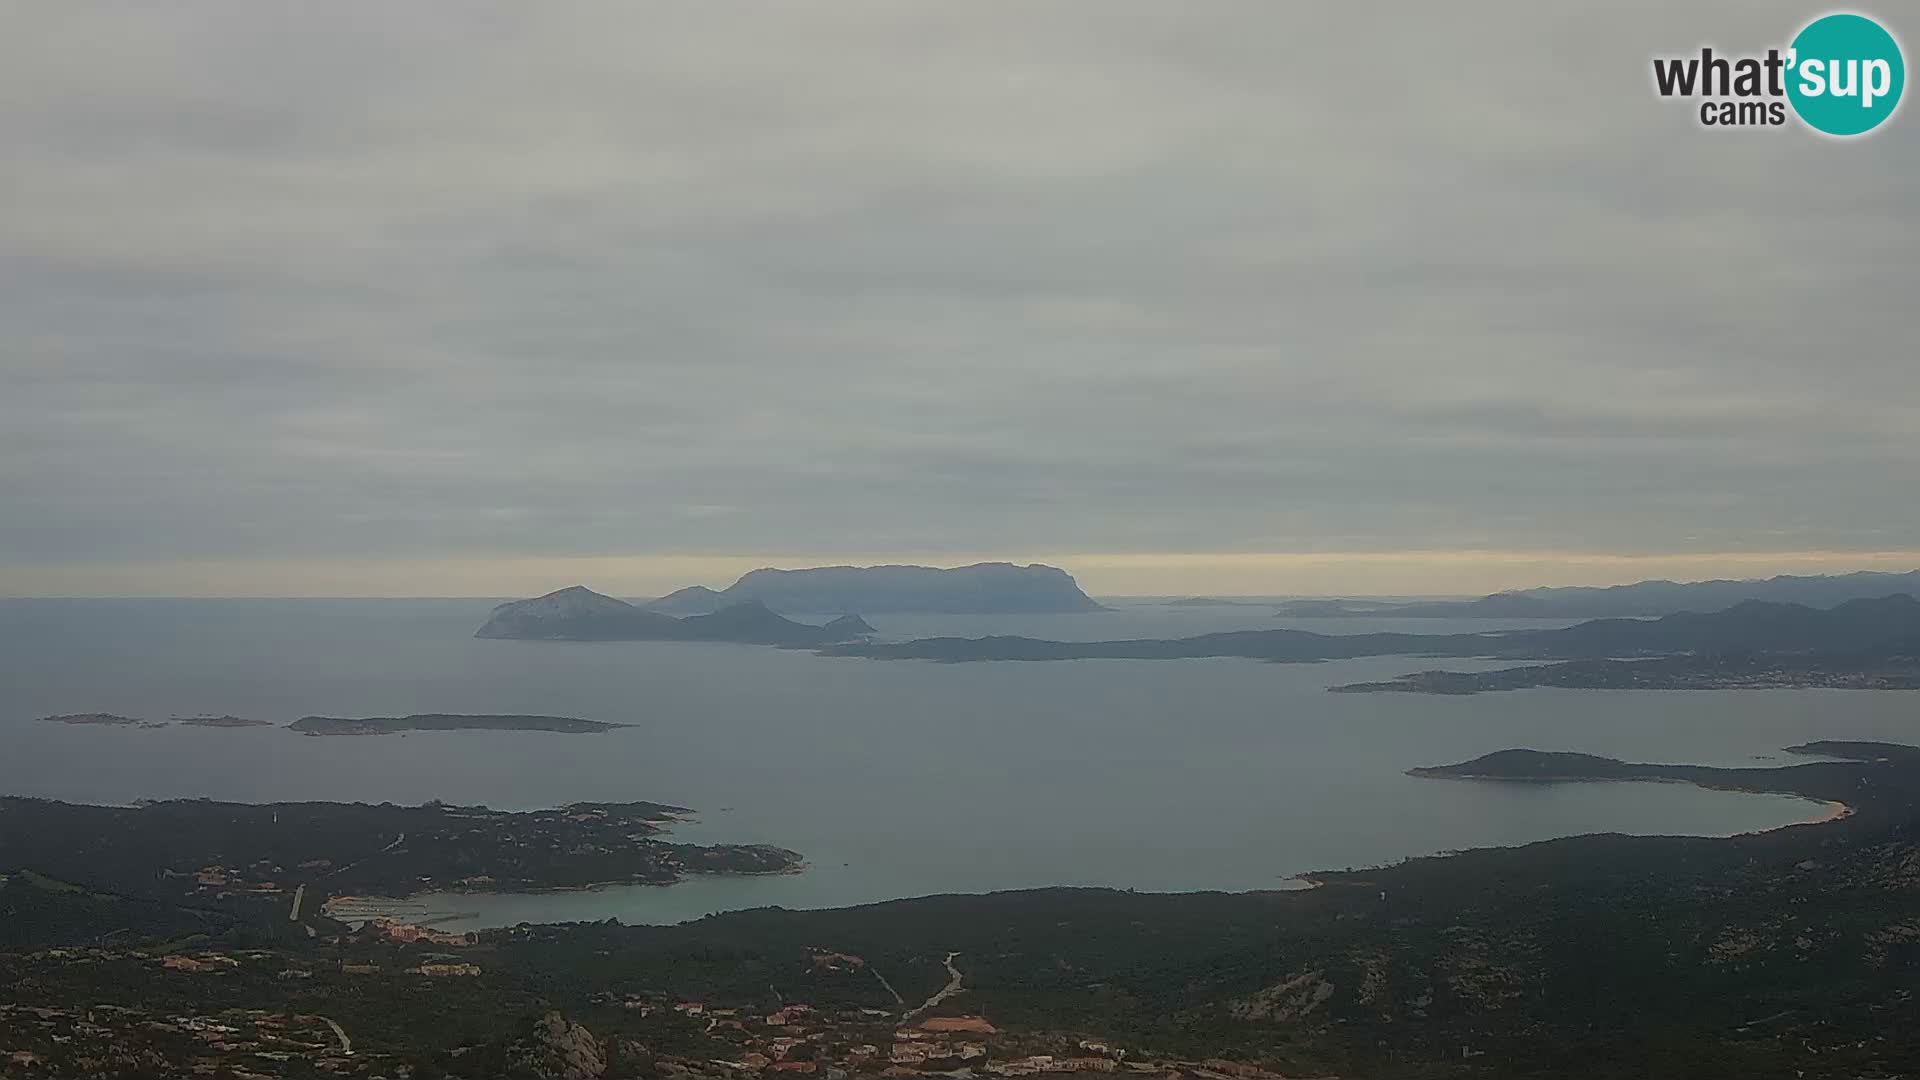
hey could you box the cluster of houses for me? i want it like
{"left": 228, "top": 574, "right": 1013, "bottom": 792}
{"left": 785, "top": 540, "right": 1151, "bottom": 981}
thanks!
{"left": 363, "top": 917, "right": 478, "bottom": 947}
{"left": 143, "top": 945, "right": 481, "bottom": 982}
{"left": 590, "top": 992, "right": 1299, "bottom": 1080}
{"left": 0, "top": 1001, "right": 381, "bottom": 1078}
{"left": 183, "top": 862, "right": 289, "bottom": 898}
{"left": 407, "top": 962, "right": 483, "bottom": 977}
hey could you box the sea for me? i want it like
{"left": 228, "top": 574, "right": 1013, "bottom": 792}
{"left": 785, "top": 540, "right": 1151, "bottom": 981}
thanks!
{"left": 2, "top": 597, "right": 1912, "bottom": 927}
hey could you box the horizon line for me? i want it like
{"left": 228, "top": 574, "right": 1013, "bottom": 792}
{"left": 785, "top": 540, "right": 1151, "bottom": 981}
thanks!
{"left": 2, "top": 548, "right": 1918, "bottom": 600}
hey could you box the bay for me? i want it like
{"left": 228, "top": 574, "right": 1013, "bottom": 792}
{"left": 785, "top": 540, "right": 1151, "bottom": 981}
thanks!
{"left": 1, "top": 597, "right": 1900, "bottom": 926}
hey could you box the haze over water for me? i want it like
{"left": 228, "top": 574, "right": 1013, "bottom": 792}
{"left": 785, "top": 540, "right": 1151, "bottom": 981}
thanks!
{"left": 2, "top": 597, "right": 1905, "bottom": 926}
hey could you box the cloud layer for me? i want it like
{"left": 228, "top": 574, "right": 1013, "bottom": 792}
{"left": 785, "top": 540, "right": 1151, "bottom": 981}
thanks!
{"left": 3, "top": 3, "right": 1916, "bottom": 593}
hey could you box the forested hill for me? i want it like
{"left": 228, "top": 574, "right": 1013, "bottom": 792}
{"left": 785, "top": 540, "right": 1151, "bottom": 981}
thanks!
{"left": 1274, "top": 568, "right": 1920, "bottom": 619}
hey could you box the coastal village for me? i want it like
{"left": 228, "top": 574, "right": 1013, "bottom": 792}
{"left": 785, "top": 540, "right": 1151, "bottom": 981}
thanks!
{"left": 1, "top": 999, "right": 381, "bottom": 1079}
{"left": 0, "top": 933, "right": 1316, "bottom": 1080}
{"left": 9, "top": 740, "right": 1920, "bottom": 1078}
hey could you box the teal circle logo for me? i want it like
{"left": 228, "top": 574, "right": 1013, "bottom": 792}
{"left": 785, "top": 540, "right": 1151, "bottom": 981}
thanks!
{"left": 1787, "top": 13, "right": 1905, "bottom": 136}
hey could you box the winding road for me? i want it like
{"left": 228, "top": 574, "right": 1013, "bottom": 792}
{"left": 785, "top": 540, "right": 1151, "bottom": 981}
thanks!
{"left": 905, "top": 952, "right": 964, "bottom": 1018}
{"left": 318, "top": 1016, "right": 351, "bottom": 1054}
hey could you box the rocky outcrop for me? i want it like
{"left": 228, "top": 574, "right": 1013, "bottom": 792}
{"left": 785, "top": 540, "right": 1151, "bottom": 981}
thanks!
{"left": 1229, "top": 971, "right": 1335, "bottom": 1022}
{"left": 505, "top": 1012, "right": 606, "bottom": 1080}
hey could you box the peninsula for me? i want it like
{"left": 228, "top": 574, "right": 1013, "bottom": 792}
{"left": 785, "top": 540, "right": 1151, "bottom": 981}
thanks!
{"left": 1407, "top": 743, "right": 1896, "bottom": 792}
{"left": 1274, "top": 567, "right": 1920, "bottom": 619}
{"left": 1331, "top": 653, "right": 1920, "bottom": 694}
{"left": 9, "top": 744, "right": 1920, "bottom": 1079}
{"left": 647, "top": 561, "right": 1106, "bottom": 615}
{"left": 826, "top": 594, "right": 1920, "bottom": 669}
{"left": 475, "top": 586, "right": 876, "bottom": 644}
{"left": 0, "top": 795, "right": 799, "bottom": 906}
{"left": 288, "top": 713, "right": 628, "bottom": 736}
{"left": 1403, "top": 741, "right": 1920, "bottom": 821}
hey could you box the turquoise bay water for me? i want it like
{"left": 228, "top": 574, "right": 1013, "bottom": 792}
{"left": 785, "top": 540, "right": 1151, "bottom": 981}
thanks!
{"left": 2, "top": 598, "right": 1909, "bottom": 926}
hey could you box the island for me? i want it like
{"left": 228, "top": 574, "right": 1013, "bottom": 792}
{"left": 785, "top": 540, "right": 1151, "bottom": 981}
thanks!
{"left": 1273, "top": 566, "right": 1920, "bottom": 619}
{"left": 1267, "top": 597, "right": 1402, "bottom": 616}
{"left": 646, "top": 561, "right": 1107, "bottom": 615}
{"left": 475, "top": 586, "right": 878, "bottom": 644}
{"left": 288, "top": 713, "right": 629, "bottom": 736}
{"left": 39, "top": 712, "right": 147, "bottom": 726}
{"left": 1156, "top": 596, "right": 1279, "bottom": 608}
{"left": 174, "top": 714, "right": 272, "bottom": 728}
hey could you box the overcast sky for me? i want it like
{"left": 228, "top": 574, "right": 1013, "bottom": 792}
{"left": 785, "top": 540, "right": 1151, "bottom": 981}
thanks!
{"left": 3, "top": 3, "right": 1916, "bottom": 597}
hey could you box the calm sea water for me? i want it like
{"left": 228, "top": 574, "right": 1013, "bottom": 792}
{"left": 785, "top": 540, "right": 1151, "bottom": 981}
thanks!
{"left": 2, "top": 597, "right": 1912, "bottom": 926}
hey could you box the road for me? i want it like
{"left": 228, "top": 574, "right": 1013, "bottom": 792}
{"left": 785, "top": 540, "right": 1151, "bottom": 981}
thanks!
{"left": 327, "top": 832, "right": 407, "bottom": 880}
{"left": 870, "top": 965, "right": 906, "bottom": 1006}
{"left": 905, "top": 952, "right": 964, "bottom": 1018}
{"left": 319, "top": 1016, "right": 351, "bottom": 1054}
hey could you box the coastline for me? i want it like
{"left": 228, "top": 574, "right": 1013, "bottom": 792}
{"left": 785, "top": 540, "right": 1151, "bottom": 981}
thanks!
{"left": 1406, "top": 768, "right": 1858, "bottom": 836}
{"left": 1791, "top": 798, "right": 1853, "bottom": 827}
{"left": 320, "top": 859, "right": 810, "bottom": 920}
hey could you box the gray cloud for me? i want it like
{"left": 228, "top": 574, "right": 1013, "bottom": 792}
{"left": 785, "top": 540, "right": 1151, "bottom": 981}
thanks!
{"left": 2, "top": 2, "right": 1917, "bottom": 589}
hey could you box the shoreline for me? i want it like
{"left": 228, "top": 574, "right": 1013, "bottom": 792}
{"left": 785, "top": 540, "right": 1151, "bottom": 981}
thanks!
{"left": 1406, "top": 768, "right": 1858, "bottom": 837}
{"left": 321, "top": 860, "right": 811, "bottom": 920}
{"left": 1791, "top": 798, "right": 1853, "bottom": 827}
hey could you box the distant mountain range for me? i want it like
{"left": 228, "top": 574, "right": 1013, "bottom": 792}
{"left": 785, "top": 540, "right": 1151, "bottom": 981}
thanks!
{"left": 646, "top": 562, "right": 1105, "bottom": 615}
{"left": 475, "top": 586, "right": 875, "bottom": 645}
{"left": 827, "top": 594, "right": 1920, "bottom": 664}
{"left": 1271, "top": 568, "right": 1920, "bottom": 619}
